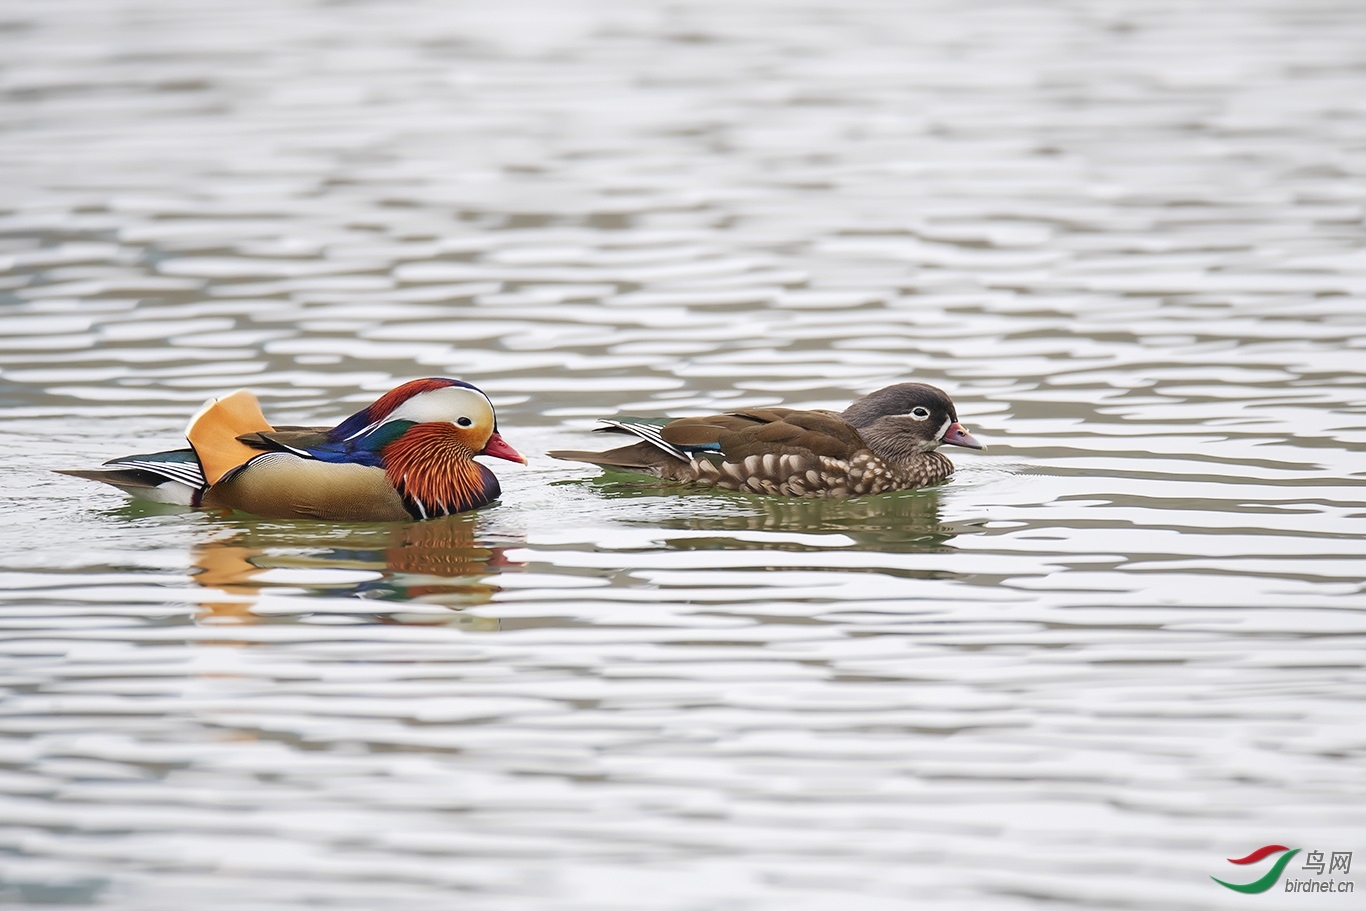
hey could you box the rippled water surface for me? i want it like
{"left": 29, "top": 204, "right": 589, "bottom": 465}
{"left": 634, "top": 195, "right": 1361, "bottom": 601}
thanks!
{"left": 3, "top": 1, "right": 1365, "bottom": 908}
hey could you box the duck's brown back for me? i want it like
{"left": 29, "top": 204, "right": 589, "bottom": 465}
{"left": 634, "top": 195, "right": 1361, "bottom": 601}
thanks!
{"left": 660, "top": 408, "right": 866, "bottom": 462}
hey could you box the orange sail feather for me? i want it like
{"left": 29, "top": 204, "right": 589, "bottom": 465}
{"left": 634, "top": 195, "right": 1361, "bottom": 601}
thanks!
{"left": 185, "top": 390, "right": 275, "bottom": 485}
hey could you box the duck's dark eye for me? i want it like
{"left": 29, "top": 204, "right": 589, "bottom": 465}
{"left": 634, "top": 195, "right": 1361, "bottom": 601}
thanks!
{"left": 456, "top": 417, "right": 473, "bottom": 428}
{"left": 910, "top": 407, "right": 930, "bottom": 420}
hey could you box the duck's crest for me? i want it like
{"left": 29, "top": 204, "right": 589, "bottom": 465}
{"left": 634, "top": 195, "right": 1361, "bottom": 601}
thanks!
{"left": 327, "top": 377, "right": 481, "bottom": 442}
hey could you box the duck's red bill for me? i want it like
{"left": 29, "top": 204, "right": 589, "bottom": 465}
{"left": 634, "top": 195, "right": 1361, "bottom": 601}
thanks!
{"left": 480, "top": 432, "right": 528, "bottom": 464}
{"left": 943, "top": 422, "right": 984, "bottom": 450}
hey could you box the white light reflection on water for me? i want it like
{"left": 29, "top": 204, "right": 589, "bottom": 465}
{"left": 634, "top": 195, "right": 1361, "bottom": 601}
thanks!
{"left": 2, "top": 0, "right": 1366, "bottom": 908}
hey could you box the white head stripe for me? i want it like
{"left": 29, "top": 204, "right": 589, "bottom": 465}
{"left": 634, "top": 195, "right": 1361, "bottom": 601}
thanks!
{"left": 347, "top": 386, "right": 495, "bottom": 440}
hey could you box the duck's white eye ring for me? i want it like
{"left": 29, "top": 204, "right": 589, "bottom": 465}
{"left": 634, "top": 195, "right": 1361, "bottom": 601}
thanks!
{"left": 909, "top": 407, "right": 931, "bottom": 421}
{"left": 456, "top": 416, "right": 473, "bottom": 427}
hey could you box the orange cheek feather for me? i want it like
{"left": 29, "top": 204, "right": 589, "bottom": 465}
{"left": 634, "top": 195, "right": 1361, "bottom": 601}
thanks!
{"left": 382, "top": 424, "right": 501, "bottom": 516}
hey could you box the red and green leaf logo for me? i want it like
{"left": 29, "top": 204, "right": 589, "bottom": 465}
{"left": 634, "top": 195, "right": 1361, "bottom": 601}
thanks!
{"left": 1212, "top": 845, "right": 1301, "bottom": 893}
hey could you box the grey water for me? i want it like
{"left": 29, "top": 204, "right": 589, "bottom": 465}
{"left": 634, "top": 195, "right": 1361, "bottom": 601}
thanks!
{"left": 2, "top": 1, "right": 1364, "bottom": 908}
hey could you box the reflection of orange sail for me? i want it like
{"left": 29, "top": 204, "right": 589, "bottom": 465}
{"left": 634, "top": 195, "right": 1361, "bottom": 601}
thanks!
{"left": 189, "top": 515, "right": 520, "bottom": 625}
{"left": 192, "top": 544, "right": 264, "bottom": 623}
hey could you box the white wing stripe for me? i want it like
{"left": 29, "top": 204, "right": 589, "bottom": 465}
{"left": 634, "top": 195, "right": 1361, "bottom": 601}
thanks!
{"left": 112, "top": 459, "right": 206, "bottom": 488}
{"left": 598, "top": 420, "right": 688, "bottom": 460}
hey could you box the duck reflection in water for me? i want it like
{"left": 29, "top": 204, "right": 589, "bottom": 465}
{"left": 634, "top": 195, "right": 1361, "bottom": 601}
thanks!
{"left": 580, "top": 476, "right": 959, "bottom": 553}
{"left": 186, "top": 513, "right": 519, "bottom": 627}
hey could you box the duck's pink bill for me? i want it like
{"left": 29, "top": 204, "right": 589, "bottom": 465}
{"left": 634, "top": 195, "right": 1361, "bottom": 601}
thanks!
{"left": 481, "top": 432, "right": 528, "bottom": 464}
{"left": 942, "top": 422, "right": 984, "bottom": 450}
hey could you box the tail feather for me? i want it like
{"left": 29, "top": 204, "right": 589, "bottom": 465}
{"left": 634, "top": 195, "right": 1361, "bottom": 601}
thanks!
{"left": 54, "top": 467, "right": 200, "bottom": 505}
{"left": 56, "top": 467, "right": 163, "bottom": 490}
{"left": 102, "top": 449, "right": 207, "bottom": 488}
{"left": 186, "top": 390, "right": 275, "bottom": 485}
{"left": 548, "top": 444, "right": 671, "bottom": 474}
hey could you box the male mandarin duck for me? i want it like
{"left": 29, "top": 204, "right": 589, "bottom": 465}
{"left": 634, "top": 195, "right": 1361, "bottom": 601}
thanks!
{"left": 548, "top": 382, "right": 983, "bottom": 497}
{"left": 58, "top": 378, "right": 526, "bottom": 521}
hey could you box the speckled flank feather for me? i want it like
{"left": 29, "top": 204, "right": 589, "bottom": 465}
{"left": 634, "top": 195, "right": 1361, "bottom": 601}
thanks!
{"left": 663, "top": 450, "right": 955, "bottom": 497}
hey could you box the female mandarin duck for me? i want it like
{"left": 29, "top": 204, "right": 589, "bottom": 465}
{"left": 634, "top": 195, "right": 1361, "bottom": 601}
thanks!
{"left": 59, "top": 378, "right": 526, "bottom": 521}
{"left": 549, "top": 382, "right": 983, "bottom": 497}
